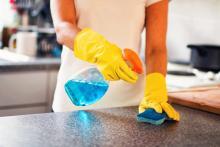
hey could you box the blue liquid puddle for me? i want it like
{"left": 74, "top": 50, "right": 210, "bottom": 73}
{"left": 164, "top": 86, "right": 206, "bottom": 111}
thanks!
{"left": 65, "top": 79, "right": 109, "bottom": 106}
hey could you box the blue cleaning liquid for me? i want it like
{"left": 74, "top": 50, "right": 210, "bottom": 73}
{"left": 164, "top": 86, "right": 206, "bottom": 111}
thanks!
{"left": 65, "top": 79, "right": 109, "bottom": 106}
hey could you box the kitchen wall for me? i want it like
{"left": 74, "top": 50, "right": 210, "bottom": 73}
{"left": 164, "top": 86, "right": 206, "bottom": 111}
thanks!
{"left": 139, "top": 0, "right": 220, "bottom": 63}
{"left": 167, "top": 0, "right": 220, "bottom": 63}
{"left": 0, "top": 1, "right": 15, "bottom": 26}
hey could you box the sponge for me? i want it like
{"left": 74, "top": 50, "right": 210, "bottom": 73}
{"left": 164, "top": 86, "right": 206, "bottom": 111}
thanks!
{"left": 136, "top": 108, "right": 168, "bottom": 125}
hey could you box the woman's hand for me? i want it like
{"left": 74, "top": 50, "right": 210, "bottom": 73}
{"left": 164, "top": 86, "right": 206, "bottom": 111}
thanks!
{"left": 138, "top": 73, "right": 180, "bottom": 121}
{"left": 74, "top": 28, "right": 138, "bottom": 83}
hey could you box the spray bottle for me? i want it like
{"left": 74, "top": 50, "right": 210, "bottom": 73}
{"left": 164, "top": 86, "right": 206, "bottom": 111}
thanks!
{"left": 64, "top": 48, "right": 143, "bottom": 106}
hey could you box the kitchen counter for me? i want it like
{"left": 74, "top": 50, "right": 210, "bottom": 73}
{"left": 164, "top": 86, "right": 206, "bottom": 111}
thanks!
{"left": 0, "top": 105, "right": 219, "bottom": 147}
{"left": 0, "top": 58, "right": 60, "bottom": 72}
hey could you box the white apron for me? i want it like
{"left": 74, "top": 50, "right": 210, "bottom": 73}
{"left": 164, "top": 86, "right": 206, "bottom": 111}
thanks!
{"left": 53, "top": 0, "right": 161, "bottom": 112}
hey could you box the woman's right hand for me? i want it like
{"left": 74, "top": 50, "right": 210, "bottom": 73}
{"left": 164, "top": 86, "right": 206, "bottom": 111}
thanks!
{"left": 74, "top": 28, "right": 138, "bottom": 83}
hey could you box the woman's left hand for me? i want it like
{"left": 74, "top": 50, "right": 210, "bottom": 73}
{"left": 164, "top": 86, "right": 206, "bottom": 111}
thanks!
{"left": 138, "top": 73, "right": 180, "bottom": 121}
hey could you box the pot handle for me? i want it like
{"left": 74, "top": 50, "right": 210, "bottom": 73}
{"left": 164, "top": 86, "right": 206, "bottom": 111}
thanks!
{"left": 187, "top": 45, "right": 207, "bottom": 57}
{"left": 187, "top": 45, "right": 199, "bottom": 50}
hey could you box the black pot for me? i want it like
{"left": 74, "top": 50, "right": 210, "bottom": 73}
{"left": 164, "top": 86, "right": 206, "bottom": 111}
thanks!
{"left": 187, "top": 45, "right": 220, "bottom": 72}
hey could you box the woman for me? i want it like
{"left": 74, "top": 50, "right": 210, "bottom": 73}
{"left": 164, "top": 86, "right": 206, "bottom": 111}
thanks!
{"left": 50, "top": 0, "right": 179, "bottom": 121}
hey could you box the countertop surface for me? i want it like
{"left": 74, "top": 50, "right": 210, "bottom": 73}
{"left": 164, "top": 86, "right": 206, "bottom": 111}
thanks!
{"left": 0, "top": 58, "right": 60, "bottom": 72}
{"left": 0, "top": 105, "right": 219, "bottom": 147}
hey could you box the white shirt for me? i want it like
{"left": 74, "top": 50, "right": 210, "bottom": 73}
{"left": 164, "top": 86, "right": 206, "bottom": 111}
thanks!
{"left": 53, "top": 0, "right": 161, "bottom": 112}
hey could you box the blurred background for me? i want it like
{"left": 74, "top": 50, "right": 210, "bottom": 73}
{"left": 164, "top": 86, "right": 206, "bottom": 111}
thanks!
{"left": 0, "top": 0, "right": 62, "bottom": 57}
{"left": 0, "top": 0, "right": 220, "bottom": 117}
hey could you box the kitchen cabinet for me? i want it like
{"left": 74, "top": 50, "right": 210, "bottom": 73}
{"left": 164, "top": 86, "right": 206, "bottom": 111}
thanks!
{"left": 47, "top": 71, "right": 58, "bottom": 111}
{"left": 0, "top": 70, "right": 58, "bottom": 116}
{"left": 0, "top": 58, "right": 60, "bottom": 116}
{"left": 0, "top": 71, "right": 48, "bottom": 106}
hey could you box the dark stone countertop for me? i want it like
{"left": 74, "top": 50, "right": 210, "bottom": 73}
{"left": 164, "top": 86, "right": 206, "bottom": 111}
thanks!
{"left": 0, "top": 105, "right": 219, "bottom": 147}
{"left": 0, "top": 58, "right": 60, "bottom": 72}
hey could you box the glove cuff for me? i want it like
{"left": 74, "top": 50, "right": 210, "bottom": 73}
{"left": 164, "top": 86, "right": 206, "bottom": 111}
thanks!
{"left": 144, "top": 73, "right": 168, "bottom": 103}
{"left": 73, "top": 28, "right": 106, "bottom": 63}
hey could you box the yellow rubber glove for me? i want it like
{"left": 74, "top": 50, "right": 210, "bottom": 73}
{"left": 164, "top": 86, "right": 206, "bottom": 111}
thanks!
{"left": 139, "top": 73, "right": 180, "bottom": 121}
{"left": 74, "top": 28, "right": 138, "bottom": 83}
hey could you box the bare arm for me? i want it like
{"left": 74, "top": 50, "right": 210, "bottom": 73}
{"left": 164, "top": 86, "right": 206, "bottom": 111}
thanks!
{"left": 145, "top": 0, "right": 168, "bottom": 76}
{"left": 50, "top": 0, "right": 80, "bottom": 49}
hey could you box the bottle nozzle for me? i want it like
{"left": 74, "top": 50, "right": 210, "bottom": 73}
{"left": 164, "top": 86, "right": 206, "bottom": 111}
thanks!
{"left": 123, "top": 48, "right": 143, "bottom": 74}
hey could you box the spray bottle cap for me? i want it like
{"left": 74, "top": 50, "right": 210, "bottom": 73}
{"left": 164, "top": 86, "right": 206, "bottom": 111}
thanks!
{"left": 123, "top": 48, "right": 143, "bottom": 74}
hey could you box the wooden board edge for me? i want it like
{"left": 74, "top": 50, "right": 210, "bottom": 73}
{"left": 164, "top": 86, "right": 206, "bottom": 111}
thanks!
{"left": 168, "top": 96, "right": 220, "bottom": 115}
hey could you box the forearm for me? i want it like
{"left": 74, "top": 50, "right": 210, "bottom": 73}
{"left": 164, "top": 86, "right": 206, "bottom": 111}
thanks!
{"left": 50, "top": 0, "right": 79, "bottom": 50}
{"left": 145, "top": 0, "right": 168, "bottom": 76}
{"left": 145, "top": 46, "right": 167, "bottom": 76}
{"left": 54, "top": 22, "right": 80, "bottom": 49}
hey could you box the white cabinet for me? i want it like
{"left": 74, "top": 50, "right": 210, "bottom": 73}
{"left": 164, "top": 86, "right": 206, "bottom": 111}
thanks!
{"left": 47, "top": 71, "right": 58, "bottom": 111}
{"left": 0, "top": 71, "right": 47, "bottom": 106}
{"left": 0, "top": 70, "right": 58, "bottom": 116}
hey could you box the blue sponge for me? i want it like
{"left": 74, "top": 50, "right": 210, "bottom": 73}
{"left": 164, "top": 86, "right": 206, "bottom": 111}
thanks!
{"left": 136, "top": 109, "right": 168, "bottom": 125}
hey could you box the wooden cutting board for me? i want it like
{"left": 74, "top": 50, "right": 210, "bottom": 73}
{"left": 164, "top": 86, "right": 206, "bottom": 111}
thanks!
{"left": 168, "top": 85, "right": 220, "bottom": 114}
